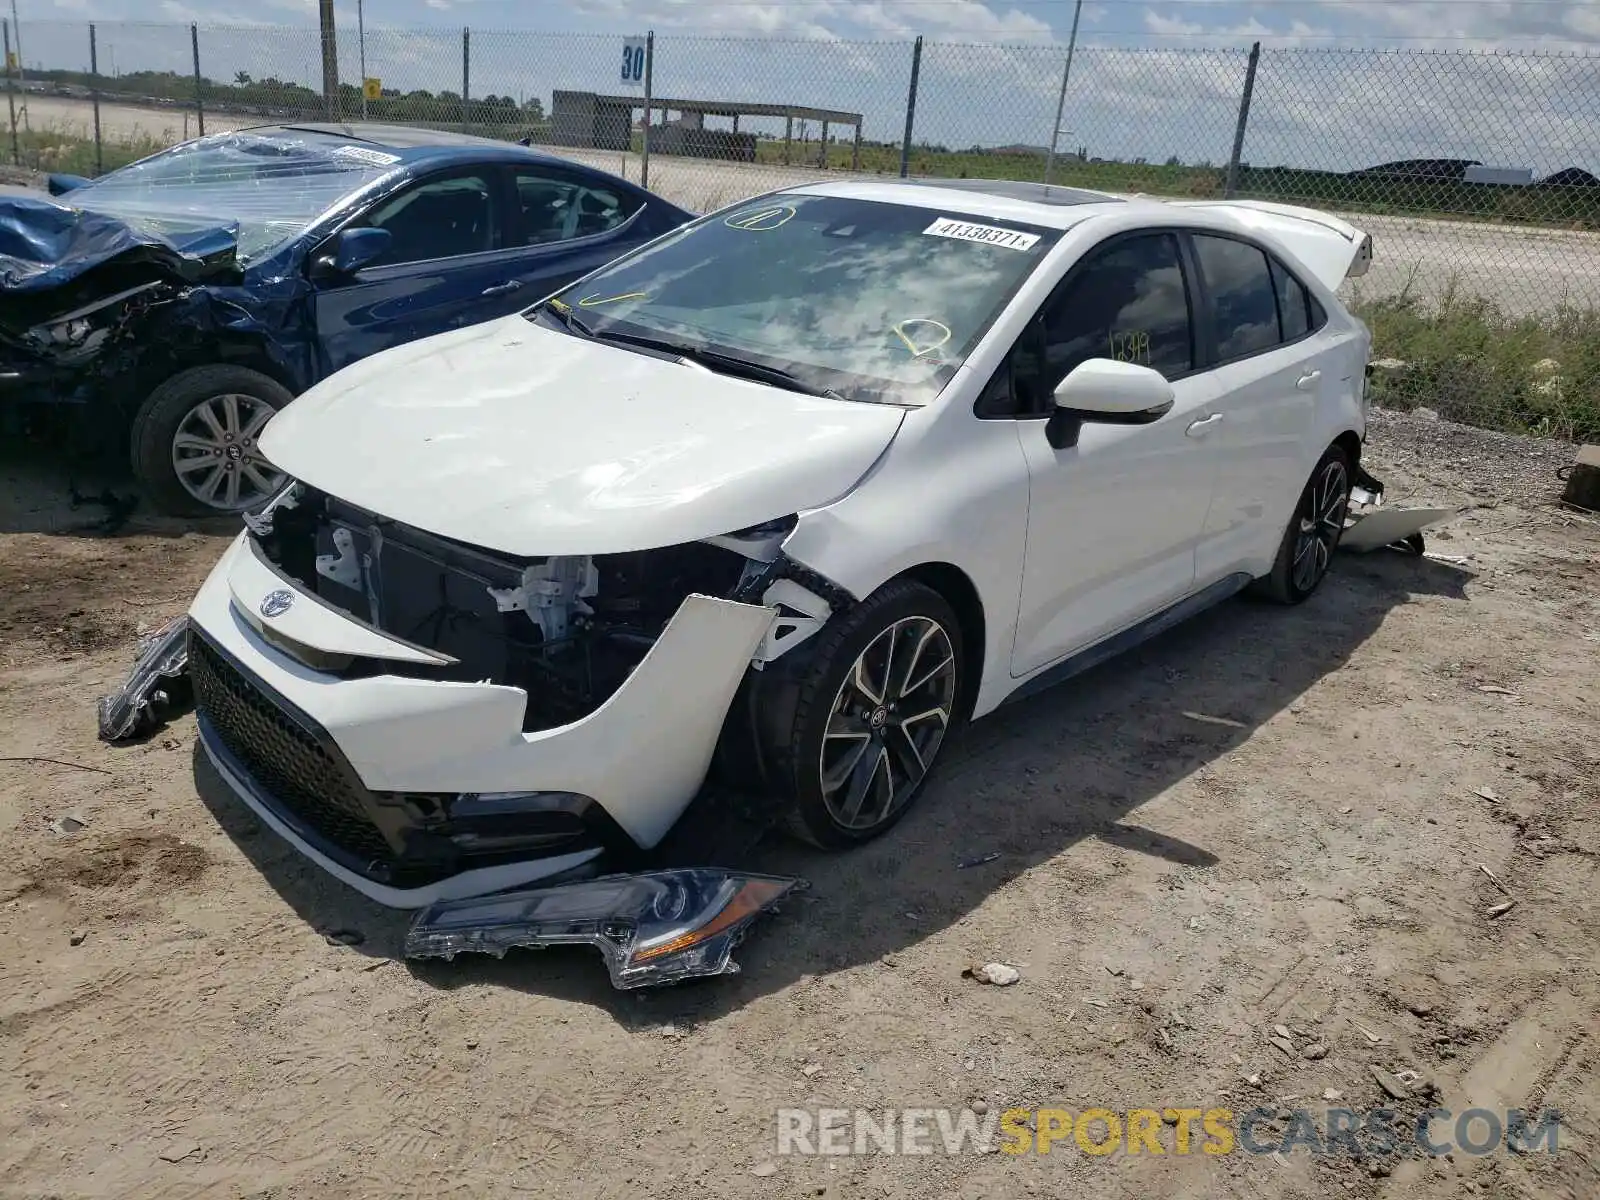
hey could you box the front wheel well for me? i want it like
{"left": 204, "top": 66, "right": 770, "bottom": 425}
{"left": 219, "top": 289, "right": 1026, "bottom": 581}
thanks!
{"left": 1333, "top": 430, "right": 1362, "bottom": 469}
{"left": 125, "top": 337, "right": 302, "bottom": 422}
{"left": 897, "top": 561, "right": 986, "bottom": 722}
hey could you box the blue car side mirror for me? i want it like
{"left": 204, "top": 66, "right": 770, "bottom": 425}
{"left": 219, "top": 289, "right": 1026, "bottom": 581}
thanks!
{"left": 329, "top": 227, "right": 393, "bottom": 274}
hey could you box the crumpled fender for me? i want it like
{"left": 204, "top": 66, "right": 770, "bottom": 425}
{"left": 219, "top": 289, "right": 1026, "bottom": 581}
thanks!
{"left": 0, "top": 194, "right": 239, "bottom": 294}
{"left": 0, "top": 194, "right": 321, "bottom": 404}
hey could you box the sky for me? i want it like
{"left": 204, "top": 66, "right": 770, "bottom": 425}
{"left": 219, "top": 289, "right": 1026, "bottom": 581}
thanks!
{"left": 16, "top": 2, "right": 1600, "bottom": 172}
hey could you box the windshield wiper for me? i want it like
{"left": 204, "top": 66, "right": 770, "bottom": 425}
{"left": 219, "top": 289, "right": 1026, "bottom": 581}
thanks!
{"left": 536, "top": 300, "right": 595, "bottom": 339}
{"left": 536, "top": 304, "right": 843, "bottom": 399}
{"left": 578, "top": 328, "right": 842, "bottom": 399}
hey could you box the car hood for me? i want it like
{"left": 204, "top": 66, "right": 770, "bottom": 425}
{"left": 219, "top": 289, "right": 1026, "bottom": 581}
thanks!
{"left": 0, "top": 194, "right": 239, "bottom": 295}
{"left": 259, "top": 316, "right": 907, "bottom": 557}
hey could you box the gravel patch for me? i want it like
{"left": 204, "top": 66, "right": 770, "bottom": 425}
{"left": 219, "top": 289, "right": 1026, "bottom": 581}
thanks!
{"left": 1365, "top": 405, "right": 1577, "bottom": 508}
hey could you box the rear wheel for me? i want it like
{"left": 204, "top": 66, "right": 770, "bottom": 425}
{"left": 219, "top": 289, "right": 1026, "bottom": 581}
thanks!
{"left": 763, "top": 580, "right": 965, "bottom": 849}
{"left": 1252, "top": 444, "right": 1352, "bottom": 605}
{"left": 130, "top": 365, "right": 292, "bottom": 517}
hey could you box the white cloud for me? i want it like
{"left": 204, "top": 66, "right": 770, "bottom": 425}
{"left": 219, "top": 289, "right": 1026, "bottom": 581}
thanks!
{"left": 1313, "top": 0, "right": 1600, "bottom": 49}
{"left": 1143, "top": 11, "right": 1205, "bottom": 37}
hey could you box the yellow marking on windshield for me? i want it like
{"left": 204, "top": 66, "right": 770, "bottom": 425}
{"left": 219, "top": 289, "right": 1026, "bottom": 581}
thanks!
{"left": 724, "top": 204, "right": 797, "bottom": 232}
{"left": 892, "top": 317, "right": 953, "bottom": 358}
{"left": 578, "top": 291, "right": 651, "bottom": 308}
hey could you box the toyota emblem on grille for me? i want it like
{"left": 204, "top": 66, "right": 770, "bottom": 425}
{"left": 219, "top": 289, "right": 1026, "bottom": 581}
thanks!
{"left": 259, "top": 589, "right": 295, "bottom": 619}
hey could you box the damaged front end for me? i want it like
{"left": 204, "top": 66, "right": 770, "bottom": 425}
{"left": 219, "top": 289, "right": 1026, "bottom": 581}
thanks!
{"left": 242, "top": 481, "right": 837, "bottom": 733}
{"left": 0, "top": 196, "right": 244, "bottom": 428}
{"left": 107, "top": 476, "right": 835, "bottom": 982}
{"left": 405, "top": 869, "right": 807, "bottom": 988}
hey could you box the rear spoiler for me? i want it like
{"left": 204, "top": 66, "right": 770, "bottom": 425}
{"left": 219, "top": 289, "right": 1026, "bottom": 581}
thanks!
{"left": 1161, "top": 198, "right": 1373, "bottom": 291}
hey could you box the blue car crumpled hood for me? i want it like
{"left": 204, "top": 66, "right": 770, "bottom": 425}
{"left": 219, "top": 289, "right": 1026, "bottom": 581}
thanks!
{"left": 0, "top": 194, "right": 322, "bottom": 408}
{"left": 0, "top": 194, "right": 241, "bottom": 294}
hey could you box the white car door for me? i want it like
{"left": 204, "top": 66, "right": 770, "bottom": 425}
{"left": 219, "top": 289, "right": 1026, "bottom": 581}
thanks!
{"left": 989, "top": 231, "right": 1224, "bottom": 678}
{"left": 1188, "top": 233, "right": 1328, "bottom": 583}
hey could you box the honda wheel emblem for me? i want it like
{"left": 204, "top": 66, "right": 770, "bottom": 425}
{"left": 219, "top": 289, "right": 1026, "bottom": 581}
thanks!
{"left": 259, "top": 589, "right": 295, "bottom": 619}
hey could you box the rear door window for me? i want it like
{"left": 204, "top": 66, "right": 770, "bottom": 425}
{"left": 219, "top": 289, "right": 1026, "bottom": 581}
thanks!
{"left": 513, "top": 168, "right": 641, "bottom": 246}
{"left": 1268, "top": 257, "right": 1313, "bottom": 342}
{"left": 1192, "top": 234, "right": 1281, "bottom": 361}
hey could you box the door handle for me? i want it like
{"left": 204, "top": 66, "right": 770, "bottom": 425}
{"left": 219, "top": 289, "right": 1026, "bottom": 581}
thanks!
{"left": 1185, "top": 413, "right": 1223, "bottom": 438}
{"left": 1296, "top": 370, "right": 1322, "bottom": 391}
{"left": 480, "top": 280, "right": 523, "bottom": 297}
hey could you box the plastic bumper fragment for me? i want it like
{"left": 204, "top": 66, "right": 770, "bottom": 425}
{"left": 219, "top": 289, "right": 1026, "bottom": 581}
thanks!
{"left": 96, "top": 614, "right": 193, "bottom": 742}
{"left": 404, "top": 868, "right": 807, "bottom": 989}
{"left": 1340, "top": 468, "right": 1458, "bottom": 555}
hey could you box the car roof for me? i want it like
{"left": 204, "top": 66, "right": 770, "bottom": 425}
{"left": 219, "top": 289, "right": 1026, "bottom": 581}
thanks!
{"left": 235, "top": 122, "right": 592, "bottom": 170}
{"left": 783, "top": 177, "right": 1130, "bottom": 230}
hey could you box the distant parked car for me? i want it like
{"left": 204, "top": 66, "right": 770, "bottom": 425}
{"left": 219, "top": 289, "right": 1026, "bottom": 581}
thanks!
{"left": 0, "top": 123, "right": 692, "bottom": 515}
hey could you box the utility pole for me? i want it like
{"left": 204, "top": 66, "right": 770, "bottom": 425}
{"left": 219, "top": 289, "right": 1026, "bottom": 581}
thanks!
{"left": 1043, "top": 0, "right": 1083, "bottom": 186}
{"left": 8, "top": 0, "right": 26, "bottom": 132}
{"left": 318, "top": 0, "right": 339, "bottom": 118}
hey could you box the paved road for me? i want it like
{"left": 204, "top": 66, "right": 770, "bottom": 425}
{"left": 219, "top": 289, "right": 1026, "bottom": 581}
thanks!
{"left": 21, "top": 94, "right": 1600, "bottom": 315}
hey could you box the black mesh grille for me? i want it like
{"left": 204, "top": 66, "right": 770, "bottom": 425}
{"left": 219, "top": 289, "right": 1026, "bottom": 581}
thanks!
{"left": 190, "top": 632, "right": 394, "bottom": 869}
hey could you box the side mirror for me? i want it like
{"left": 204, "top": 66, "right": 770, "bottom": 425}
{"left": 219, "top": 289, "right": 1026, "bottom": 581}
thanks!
{"left": 1046, "top": 358, "right": 1176, "bottom": 450}
{"left": 315, "top": 227, "right": 393, "bottom": 278}
{"left": 47, "top": 173, "right": 93, "bottom": 196}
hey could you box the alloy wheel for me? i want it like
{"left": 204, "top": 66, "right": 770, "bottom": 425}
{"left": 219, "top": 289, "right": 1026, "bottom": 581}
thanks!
{"left": 819, "top": 615, "right": 958, "bottom": 832}
{"left": 171, "top": 393, "right": 285, "bottom": 512}
{"left": 1291, "top": 459, "right": 1350, "bottom": 593}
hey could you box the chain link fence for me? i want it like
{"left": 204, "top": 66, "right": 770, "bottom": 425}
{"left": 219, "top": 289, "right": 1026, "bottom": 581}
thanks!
{"left": 5, "top": 20, "right": 1599, "bottom": 441}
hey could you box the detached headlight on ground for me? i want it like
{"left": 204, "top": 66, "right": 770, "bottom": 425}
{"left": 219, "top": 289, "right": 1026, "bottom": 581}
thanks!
{"left": 403, "top": 869, "right": 807, "bottom": 989}
{"left": 97, "top": 614, "right": 192, "bottom": 742}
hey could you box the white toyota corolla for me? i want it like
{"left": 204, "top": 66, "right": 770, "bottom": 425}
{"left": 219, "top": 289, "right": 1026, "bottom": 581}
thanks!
{"left": 182, "top": 178, "right": 1378, "bottom": 907}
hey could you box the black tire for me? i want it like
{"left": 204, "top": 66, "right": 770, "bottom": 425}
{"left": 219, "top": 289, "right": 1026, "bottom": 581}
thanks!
{"left": 1251, "top": 443, "right": 1353, "bottom": 605}
{"left": 760, "top": 578, "right": 966, "bottom": 849}
{"left": 129, "top": 365, "right": 294, "bottom": 517}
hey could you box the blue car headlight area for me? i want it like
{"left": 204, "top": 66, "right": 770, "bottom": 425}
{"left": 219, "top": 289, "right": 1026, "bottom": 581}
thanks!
{"left": 403, "top": 869, "right": 808, "bottom": 989}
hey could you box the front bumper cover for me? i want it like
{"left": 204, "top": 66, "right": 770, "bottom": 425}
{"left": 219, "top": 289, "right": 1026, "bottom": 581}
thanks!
{"left": 177, "top": 531, "right": 777, "bottom": 907}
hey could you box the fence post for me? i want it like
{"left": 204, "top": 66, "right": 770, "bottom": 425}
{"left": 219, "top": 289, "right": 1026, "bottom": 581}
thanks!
{"left": 358, "top": 0, "right": 367, "bottom": 120}
{"left": 1224, "top": 41, "right": 1260, "bottom": 199}
{"left": 898, "top": 35, "right": 922, "bottom": 179}
{"left": 89, "top": 25, "right": 102, "bottom": 174}
{"left": 1043, "top": 0, "right": 1083, "bottom": 186}
{"left": 190, "top": 23, "right": 204, "bottom": 137}
{"left": 2, "top": 21, "right": 17, "bottom": 166}
{"left": 318, "top": 0, "right": 337, "bottom": 117}
{"left": 851, "top": 120, "right": 861, "bottom": 171}
{"left": 640, "top": 30, "right": 654, "bottom": 189}
{"left": 461, "top": 27, "right": 469, "bottom": 132}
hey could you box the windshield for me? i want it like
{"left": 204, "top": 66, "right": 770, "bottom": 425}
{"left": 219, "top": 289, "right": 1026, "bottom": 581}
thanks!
{"left": 66, "top": 131, "right": 400, "bottom": 263}
{"left": 538, "top": 193, "right": 1060, "bottom": 405}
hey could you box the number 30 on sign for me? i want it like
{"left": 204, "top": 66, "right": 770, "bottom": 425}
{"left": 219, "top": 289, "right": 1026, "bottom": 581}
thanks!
{"left": 621, "top": 38, "right": 646, "bottom": 85}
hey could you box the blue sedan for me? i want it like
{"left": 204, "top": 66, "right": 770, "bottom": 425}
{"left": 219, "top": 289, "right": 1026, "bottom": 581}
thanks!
{"left": 2, "top": 124, "right": 692, "bottom": 515}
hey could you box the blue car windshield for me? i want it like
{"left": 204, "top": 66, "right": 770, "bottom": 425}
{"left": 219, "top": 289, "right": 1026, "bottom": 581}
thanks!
{"left": 541, "top": 193, "right": 1060, "bottom": 406}
{"left": 65, "top": 131, "right": 400, "bottom": 263}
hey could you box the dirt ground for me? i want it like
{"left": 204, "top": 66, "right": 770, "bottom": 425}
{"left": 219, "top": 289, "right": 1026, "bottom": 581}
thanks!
{"left": 0, "top": 410, "right": 1596, "bottom": 1200}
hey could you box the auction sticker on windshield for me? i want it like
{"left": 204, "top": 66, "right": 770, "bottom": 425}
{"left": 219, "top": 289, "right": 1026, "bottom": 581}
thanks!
{"left": 923, "top": 217, "right": 1040, "bottom": 252}
{"left": 333, "top": 145, "right": 402, "bottom": 167}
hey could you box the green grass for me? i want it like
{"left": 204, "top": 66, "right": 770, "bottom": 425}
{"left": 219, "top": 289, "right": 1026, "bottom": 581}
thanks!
{"left": 10, "top": 123, "right": 166, "bottom": 176}
{"left": 1353, "top": 281, "right": 1600, "bottom": 442}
